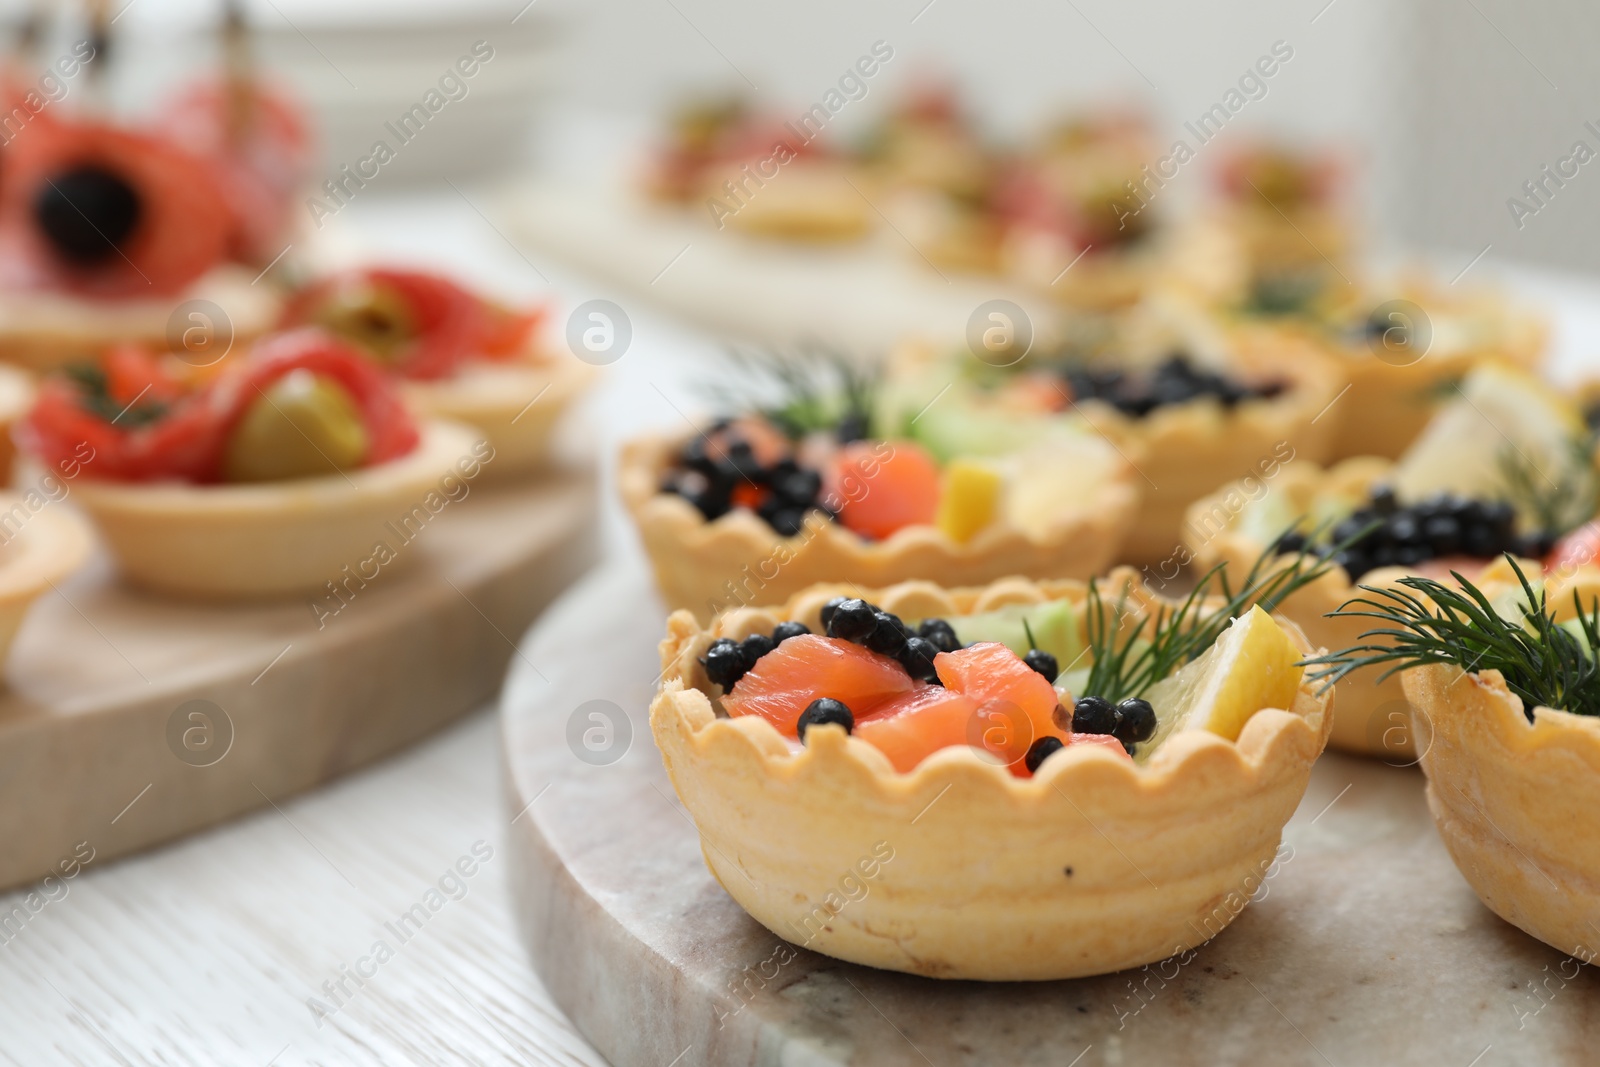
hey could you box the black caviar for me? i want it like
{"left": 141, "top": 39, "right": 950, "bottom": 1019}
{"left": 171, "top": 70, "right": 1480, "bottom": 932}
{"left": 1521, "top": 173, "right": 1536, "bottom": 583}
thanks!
{"left": 1063, "top": 354, "right": 1285, "bottom": 419}
{"left": 661, "top": 420, "right": 834, "bottom": 535}
{"left": 1276, "top": 485, "right": 1548, "bottom": 581}
{"left": 1024, "top": 735, "right": 1064, "bottom": 773}
{"left": 797, "top": 698, "right": 854, "bottom": 740}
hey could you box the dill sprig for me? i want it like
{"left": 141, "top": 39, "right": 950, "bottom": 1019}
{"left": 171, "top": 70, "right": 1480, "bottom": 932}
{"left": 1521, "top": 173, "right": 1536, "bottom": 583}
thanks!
{"left": 1496, "top": 439, "right": 1598, "bottom": 538}
{"left": 1080, "top": 532, "right": 1340, "bottom": 703}
{"left": 703, "top": 343, "right": 879, "bottom": 441}
{"left": 1303, "top": 556, "right": 1600, "bottom": 720}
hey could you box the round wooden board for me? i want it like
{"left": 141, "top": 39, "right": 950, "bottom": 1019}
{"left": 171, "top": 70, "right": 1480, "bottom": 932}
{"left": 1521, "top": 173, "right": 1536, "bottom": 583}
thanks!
{"left": 504, "top": 562, "right": 1600, "bottom": 1067}
{"left": 0, "top": 457, "right": 597, "bottom": 893}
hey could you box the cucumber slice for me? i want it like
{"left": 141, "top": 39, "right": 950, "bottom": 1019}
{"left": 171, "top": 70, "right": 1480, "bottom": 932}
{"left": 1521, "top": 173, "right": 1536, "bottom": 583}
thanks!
{"left": 939, "top": 599, "right": 1080, "bottom": 665}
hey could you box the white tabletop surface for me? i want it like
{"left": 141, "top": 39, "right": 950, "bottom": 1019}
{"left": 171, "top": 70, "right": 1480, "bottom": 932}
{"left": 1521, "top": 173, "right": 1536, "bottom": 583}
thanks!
{"left": 5, "top": 182, "right": 1600, "bottom": 1066}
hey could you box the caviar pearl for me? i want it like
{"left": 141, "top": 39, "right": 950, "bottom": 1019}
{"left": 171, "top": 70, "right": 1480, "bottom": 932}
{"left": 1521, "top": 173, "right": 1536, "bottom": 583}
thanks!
{"left": 1114, "top": 698, "right": 1157, "bottom": 744}
{"left": 1023, "top": 648, "right": 1059, "bottom": 681}
{"left": 701, "top": 638, "right": 748, "bottom": 690}
{"left": 1071, "top": 695, "right": 1119, "bottom": 735}
{"left": 864, "top": 611, "right": 911, "bottom": 656}
{"left": 771, "top": 620, "right": 810, "bottom": 645}
{"left": 739, "top": 633, "right": 775, "bottom": 665}
{"left": 826, "top": 599, "right": 878, "bottom": 642}
{"left": 917, "top": 618, "right": 962, "bottom": 653}
{"left": 1024, "top": 736, "right": 1064, "bottom": 774}
{"left": 797, "top": 698, "right": 854, "bottom": 740}
{"left": 819, "top": 596, "right": 848, "bottom": 632}
{"left": 900, "top": 636, "right": 941, "bottom": 684}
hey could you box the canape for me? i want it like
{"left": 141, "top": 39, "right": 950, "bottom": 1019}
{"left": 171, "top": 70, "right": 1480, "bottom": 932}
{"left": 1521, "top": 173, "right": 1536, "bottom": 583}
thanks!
{"left": 1187, "top": 363, "right": 1599, "bottom": 756}
{"left": 997, "top": 113, "right": 1170, "bottom": 310}
{"left": 888, "top": 319, "right": 1342, "bottom": 564}
{"left": 279, "top": 268, "right": 593, "bottom": 476}
{"left": 1311, "top": 562, "right": 1600, "bottom": 958}
{"left": 0, "top": 115, "right": 281, "bottom": 372}
{"left": 652, "top": 556, "right": 1334, "bottom": 980}
{"left": 1211, "top": 143, "right": 1351, "bottom": 282}
{"left": 1224, "top": 271, "right": 1547, "bottom": 462}
{"left": 622, "top": 356, "right": 1138, "bottom": 619}
{"left": 648, "top": 98, "right": 870, "bottom": 242}
{"left": 16, "top": 333, "right": 480, "bottom": 600}
{"left": 856, "top": 85, "right": 1007, "bottom": 274}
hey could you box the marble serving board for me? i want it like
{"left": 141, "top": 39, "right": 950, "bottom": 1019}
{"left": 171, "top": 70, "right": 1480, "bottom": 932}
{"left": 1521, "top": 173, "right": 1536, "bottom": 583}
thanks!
{"left": 0, "top": 458, "right": 597, "bottom": 893}
{"left": 501, "top": 178, "right": 1058, "bottom": 355}
{"left": 504, "top": 563, "right": 1600, "bottom": 1067}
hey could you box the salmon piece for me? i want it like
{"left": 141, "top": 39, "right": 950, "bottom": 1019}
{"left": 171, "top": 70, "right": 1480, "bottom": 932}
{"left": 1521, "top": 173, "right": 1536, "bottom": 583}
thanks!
{"left": 832, "top": 439, "right": 941, "bottom": 540}
{"left": 855, "top": 686, "right": 980, "bottom": 772}
{"left": 723, "top": 634, "right": 913, "bottom": 738}
{"left": 935, "top": 641, "right": 1064, "bottom": 764}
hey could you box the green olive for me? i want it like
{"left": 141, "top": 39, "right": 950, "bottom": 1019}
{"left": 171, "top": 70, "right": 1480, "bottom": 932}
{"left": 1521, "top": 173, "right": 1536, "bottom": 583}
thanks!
{"left": 308, "top": 283, "right": 415, "bottom": 363}
{"left": 222, "top": 369, "right": 370, "bottom": 483}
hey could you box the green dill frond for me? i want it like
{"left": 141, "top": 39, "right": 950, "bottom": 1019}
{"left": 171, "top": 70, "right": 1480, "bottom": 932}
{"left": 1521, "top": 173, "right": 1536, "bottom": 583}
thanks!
{"left": 1079, "top": 529, "right": 1341, "bottom": 703}
{"left": 703, "top": 343, "right": 880, "bottom": 440}
{"left": 1302, "top": 556, "right": 1600, "bottom": 720}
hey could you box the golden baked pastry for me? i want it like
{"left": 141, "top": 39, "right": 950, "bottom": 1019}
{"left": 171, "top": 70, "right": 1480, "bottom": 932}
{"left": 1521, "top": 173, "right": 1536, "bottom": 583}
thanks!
{"left": 651, "top": 572, "right": 1333, "bottom": 979}
{"left": 68, "top": 420, "right": 478, "bottom": 599}
{"left": 621, "top": 426, "right": 1137, "bottom": 621}
{"left": 0, "top": 493, "right": 93, "bottom": 664}
{"left": 1254, "top": 276, "right": 1546, "bottom": 461}
{"left": 278, "top": 268, "right": 596, "bottom": 477}
{"left": 0, "top": 266, "right": 281, "bottom": 374}
{"left": 1313, "top": 562, "right": 1600, "bottom": 957}
{"left": 888, "top": 322, "right": 1342, "bottom": 566}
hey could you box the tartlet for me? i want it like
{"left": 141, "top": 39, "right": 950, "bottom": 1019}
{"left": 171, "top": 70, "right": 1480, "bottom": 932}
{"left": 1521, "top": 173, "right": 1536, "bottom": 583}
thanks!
{"left": 65, "top": 420, "right": 477, "bottom": 599}
{"left": 621, "top": 425, "right": 1137, "bottom": 620}
{"left": 1239, "top": 276, "right": 1547, "bottom": 462}
{"left": 0, "top": 267, "right": 281, "bottom": 374}
{"left": 0, "top": 492, "right": 94, "bottom": 663}
{"left": 1189, "top": 358, "right": 1600, "bottom": 756}
{"left": 651, "top": 573, "right": 1334, "bottom": 980}
{"left": 1313, "top": 562, "right": 1600, "bottom": 957}
{"left": 0, "top": 113, "right": 283, "bottom": 372}
{"left": 1404, "top": 660, "right": 1600, "bottom": 959}
{"left": 17, "top": 333, "right": 482, "bottom": 600}
{"left": 279, "top": 268, "right": 595, "bottom": 476}
{"left": 648, "top": 100, "right": 870, "bottom": 243}
{"left": 889, "top": 322, "right": 1342, "bottom": 565}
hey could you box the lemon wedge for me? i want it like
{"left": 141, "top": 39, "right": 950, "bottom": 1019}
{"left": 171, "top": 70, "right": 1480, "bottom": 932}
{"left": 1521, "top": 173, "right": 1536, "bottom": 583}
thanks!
{"left": 1141, "top": 606, "right": 1304, "bottom": 753}
{"left": 936, "top": 459, "right": 1004, "bottom": 543}
{"left": 1391, "top": 363, "right": 1585, "bottom": 516}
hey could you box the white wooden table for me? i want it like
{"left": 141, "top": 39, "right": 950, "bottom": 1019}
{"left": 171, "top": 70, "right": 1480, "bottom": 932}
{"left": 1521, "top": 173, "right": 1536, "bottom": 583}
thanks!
{"left": 4, "top": 184, "right": 1600, "bottom": 1065}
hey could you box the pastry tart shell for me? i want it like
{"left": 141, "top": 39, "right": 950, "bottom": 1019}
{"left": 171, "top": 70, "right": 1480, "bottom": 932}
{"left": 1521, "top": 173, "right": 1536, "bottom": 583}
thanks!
{"left": 62, "top": 420, "right": 481, "bottom": 600}
{"left": 651, "top": 573, "right": 1334, "bottom": 980}
{"left": 1310, "top": 289, "right": 1546, "bottom": 462}
{"left": 1405, "top": 662, "right": 1600, "bottom": 959}
{"left": 620, "top": 432, "right": 1139, "bottom": 621}
{"left": 403, "top": 355, "right": 594, "bottom": 478}
{"left": 701, "top": 160, "right": 872, "bottom": 243}
{"left": 0, "top": 266, "right": 282, "bottom": 375}
{"left": 0, "top": 493, "right": 93, "bottom": 665}
{"left": 0, "top": 364, "right": 35, "bottom": 482}
{"left": 1087, "top": 325, "right": 1343, "bottom": 564}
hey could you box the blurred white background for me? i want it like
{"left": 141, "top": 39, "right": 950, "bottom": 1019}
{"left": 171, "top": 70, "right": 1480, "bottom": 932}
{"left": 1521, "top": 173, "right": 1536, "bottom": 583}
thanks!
{"left": 10, "top": 0, "right": 1598, "bottom": 272}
